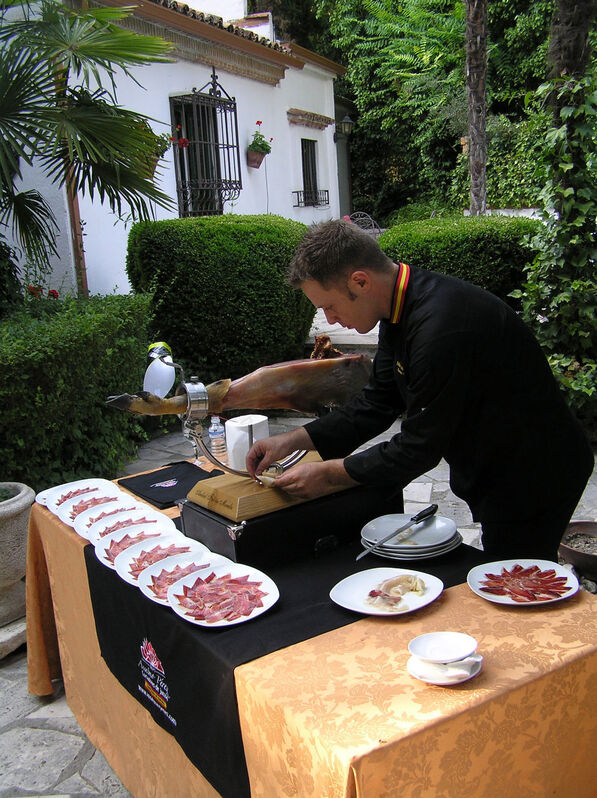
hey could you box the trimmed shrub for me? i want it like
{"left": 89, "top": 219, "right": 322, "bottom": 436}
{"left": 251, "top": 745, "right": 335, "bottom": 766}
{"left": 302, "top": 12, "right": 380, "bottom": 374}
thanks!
{"left": 0, "top": 294, "right": 151, "bottom": 491}
{"left": 126, "top": 215, "right": 315, "bottom": 384}
{"left": 378, "top": 215, "right": 542, "bottom": 303}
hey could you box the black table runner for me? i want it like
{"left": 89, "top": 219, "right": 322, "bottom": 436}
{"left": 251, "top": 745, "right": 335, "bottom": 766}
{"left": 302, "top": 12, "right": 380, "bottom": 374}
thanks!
{"left": 85, "top": 536, "right": 490, "bottom": 798}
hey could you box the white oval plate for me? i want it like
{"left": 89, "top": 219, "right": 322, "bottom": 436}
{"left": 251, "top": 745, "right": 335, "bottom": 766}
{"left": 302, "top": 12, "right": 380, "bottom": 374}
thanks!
{"left": 54, "top": 487, "right": 124, "bottom": 527}
{"left": 86, "top": 506, "right": 175, "bottom": 543}
{"left": 329, "top": 567, "right": 443, "bottom": 616}
{"left": 407, "top": 654, "right": 483, "bottom": 686}
{"left": 36, "top": 480, "right": 99, "bottom": 507}
{"left": 114, "top": 535, "right": 200, "bottom": 585}
{"left": 167, "top": 562, "right": 279, "bottom": 627}
{"left": 45, "top": 479, "right": 121, "bottom": 514}
{"left": 73, "top": 499, "right": 150, "bottom": 539}
{"left": 408, "top": 631, "right": 477, "bottom": 663}
{"left": 467, "top": 559, "right": 579, "bottom": 606}
{"left": 361, "top": 514, "right": 457, "bottom": 548}
{"left": 137, "top": 550, "right": 232, "bottom": 605}
{"left": 94, "top": 527, "right": 172, "bottom": 569}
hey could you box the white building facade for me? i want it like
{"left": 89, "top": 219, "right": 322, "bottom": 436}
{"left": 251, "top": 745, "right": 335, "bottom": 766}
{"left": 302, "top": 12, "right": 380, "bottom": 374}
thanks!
{"left": 30, "top": 0, "right": 347, "bottom": 296}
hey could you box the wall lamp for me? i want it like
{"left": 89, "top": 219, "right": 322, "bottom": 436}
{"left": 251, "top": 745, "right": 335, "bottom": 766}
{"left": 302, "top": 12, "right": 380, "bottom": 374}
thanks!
{"left": 333, "top": 115, "right": 354, "bottom": 141}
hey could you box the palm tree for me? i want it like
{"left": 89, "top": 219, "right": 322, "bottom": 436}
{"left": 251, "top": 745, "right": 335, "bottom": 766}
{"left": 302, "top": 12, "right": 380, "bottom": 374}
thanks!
{"left": 465, "top": 0, "right": 487, "bottom": 216}
{"left": 0, "top": 0, "right": 174, "bottom": 295}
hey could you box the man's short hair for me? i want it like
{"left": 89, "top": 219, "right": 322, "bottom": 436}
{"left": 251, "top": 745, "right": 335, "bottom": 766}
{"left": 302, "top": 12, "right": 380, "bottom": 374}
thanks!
{"left": 288, "top": 219, "right": 394, "bottom": 287}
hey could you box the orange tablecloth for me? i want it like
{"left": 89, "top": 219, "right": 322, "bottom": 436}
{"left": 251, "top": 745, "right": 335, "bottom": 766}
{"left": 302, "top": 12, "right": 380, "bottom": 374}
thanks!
{"left": 26, "top": 502, "right": 220, "bottom": 798}
{"left": 27, "top": 499, "right": 597, "bottom": 798}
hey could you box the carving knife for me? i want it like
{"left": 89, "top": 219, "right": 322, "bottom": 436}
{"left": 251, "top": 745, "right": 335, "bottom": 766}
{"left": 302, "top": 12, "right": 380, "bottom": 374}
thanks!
{"left": 356, "top": 504, "right": 438, "bottom": 561}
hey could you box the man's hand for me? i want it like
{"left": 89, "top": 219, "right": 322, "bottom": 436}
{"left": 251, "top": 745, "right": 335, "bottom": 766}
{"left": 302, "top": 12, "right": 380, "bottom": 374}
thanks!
{"left": 246, "top": 427, "right": 314, "bottom": 479}
{"left": 270, "top": 459, "right": 359, "bottom": 500}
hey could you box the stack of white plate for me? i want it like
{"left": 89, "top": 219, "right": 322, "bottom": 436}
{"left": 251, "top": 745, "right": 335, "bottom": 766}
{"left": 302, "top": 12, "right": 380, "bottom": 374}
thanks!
{"left": 360, "top": 513, "right": 462, "bottom": 561}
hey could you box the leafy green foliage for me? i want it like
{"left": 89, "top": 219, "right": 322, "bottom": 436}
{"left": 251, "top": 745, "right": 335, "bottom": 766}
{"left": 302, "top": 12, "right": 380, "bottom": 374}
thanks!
{"left": 126, "top": 216, "right": 315, "bottom": 384}
{"left": 0, "top": 294, "right": 152, "bottom": 490}
{"left": 315, "top": 0, "right": 465, "bottom": 216}
{"left": 487, "top": 0, "right": 554, "bottom": 110}
{"left": 0, "top": 0, "right": 174, "bottom": 272}
{"left": 449, "top": 110, "right": 552, "bottom": 208}
{"left": 379, "top": 215, "right": 541, "bottom": 304}
{"left": 513, "top": 70, "right": 597, "bottom": 437}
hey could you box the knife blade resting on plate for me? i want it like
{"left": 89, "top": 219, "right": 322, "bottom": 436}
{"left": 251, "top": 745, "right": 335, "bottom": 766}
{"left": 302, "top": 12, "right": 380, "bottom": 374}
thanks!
{"left": 356, "top": 504, "right": 438, "bottom": 561}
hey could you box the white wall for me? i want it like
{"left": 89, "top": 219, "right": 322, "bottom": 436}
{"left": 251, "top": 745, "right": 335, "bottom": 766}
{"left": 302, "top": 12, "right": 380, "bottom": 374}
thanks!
{"left": 74, "top": 55, "right": 340, "bottom": 295}
{"left": 7, "top": 161, "right": 77, "bottom": 296}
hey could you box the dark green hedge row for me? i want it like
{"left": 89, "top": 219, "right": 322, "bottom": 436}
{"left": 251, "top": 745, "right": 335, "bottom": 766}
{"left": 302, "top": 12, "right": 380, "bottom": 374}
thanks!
{"left": 379, "top": 215, "right": 542, "bottom": 304}
{"left": 0, "top": 294, "right": 151, "bottom": 492}
{"left": 126, "top": 215, "right": 315, "bottom": 384}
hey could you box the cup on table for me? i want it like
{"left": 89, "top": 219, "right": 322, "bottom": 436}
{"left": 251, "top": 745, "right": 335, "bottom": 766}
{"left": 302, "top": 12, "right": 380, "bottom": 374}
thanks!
{"left": 407, "top": 631, "right": 483, "bottom": 684}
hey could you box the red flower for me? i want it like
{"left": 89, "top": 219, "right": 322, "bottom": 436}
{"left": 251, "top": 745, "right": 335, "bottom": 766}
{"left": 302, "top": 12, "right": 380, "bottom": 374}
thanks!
{"left": 269, "top": 137, "right": 274, "bottom": 142}
{"left": 48, "top": 289, "right": 59, "bottom": 299}
{"left": 256, "top": 120, "right": 262, "bottom": 126}
{"left": 177, "top": 137, "right": 190, "bottom": 149}
{"left": 27, "top": 285, "right": 42, "bottom": 297}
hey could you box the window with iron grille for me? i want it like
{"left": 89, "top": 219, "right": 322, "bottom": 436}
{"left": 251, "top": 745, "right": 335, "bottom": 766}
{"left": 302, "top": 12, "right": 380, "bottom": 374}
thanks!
{"left": 170, "top": 69, "right": 242, "bottom": 217}
{"left": 292, "top": 139, "right": 329, "bottom": 207}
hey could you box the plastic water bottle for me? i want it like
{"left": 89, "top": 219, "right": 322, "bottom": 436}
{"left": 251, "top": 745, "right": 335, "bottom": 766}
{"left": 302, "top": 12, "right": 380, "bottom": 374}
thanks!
{"left": 208, "top": 416, "right": 227, "bottom": 463}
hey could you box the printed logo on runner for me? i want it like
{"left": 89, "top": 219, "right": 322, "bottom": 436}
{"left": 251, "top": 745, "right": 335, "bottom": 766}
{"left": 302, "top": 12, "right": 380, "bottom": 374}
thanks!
{"left": 140, "top": 638, "right": 165, "bottom": 674}
{"left": 138, "top": 638, "right": 176, "bottom": 726}
{"left": 150, "top": 478, "right": 178, "bottom": 489}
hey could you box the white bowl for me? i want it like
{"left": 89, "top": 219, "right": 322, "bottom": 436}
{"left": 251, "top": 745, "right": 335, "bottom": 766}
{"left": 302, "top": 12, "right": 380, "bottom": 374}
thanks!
{"left": 408, "top": 631, "right": 477, "bottom": 663}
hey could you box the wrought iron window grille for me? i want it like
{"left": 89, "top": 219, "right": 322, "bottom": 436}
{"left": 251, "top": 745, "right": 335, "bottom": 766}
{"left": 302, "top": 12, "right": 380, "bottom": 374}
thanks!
{"left": 292, "top": 189, "right": 330, "bottom": 208}
{"left": 170, "top": 67, "right": 242, "bottom": 217}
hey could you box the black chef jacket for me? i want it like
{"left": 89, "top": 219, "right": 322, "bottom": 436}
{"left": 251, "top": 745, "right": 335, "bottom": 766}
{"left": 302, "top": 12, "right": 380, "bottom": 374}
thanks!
{"left": 305, "top": 266, "right": 593, "bottom": 524}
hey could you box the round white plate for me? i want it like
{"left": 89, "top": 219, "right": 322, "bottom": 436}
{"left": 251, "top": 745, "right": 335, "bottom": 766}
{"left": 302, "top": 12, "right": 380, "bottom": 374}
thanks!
{"left": 45, "top": 479, "right": 121, "bottom": 514}
{"left": 137, "top": 550, "right": 232, "bottom": 605}
{"left": 362, "top": 514, "right": 457, "bottom": 548}
{"left": 408, "top": 631, "right": 477, "bottom": 663}
{"left": 73, "top": 499, "right": 150, "bottom": 539}
{"left": 85, "top": 506, "right": 175, "bottom": 543}
{"left": 54, "top": 486, "right": 124, "bottom": 527}
{"left": 167, "top": 562, "right": 279, "bottom": 627}
{"left": 114, "top": 535, "right": 200, "bottom": 585}
{"left": 94, "top": 527, "right": 171, "bottom": 569}
{"left": 36, "top": 481, "right": 89, "bottom": 507}
{"left": 329, "top": 567, "right": 443, "bottom": 616}
{"left": 467, "top": 559, "right": 579, "bottom": 606}
{"left": 407, "top": 655, "right": 483, "bottom": 686}
{"left": 359, "top": 533, "right": 462, "bottom": 561}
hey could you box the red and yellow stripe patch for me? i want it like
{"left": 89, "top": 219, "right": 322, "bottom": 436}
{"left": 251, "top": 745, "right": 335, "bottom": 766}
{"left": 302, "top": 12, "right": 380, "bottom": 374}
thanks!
{"left": 390, "top": 262, "right": 410, "bottom": 324}
{"left": 145, "top": 680, "right": 167, "bottom": 709}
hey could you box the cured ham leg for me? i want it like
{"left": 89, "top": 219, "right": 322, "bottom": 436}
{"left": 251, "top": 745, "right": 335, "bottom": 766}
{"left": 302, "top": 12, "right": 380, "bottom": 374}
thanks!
{"left": 106, "top": 354, "right": 372, "bottom": 417}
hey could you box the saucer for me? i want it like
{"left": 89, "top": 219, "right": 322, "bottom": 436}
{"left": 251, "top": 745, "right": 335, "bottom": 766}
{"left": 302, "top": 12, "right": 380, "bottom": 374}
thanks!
{"left": 407, "top": 654, "right": 483, "bottom": 685}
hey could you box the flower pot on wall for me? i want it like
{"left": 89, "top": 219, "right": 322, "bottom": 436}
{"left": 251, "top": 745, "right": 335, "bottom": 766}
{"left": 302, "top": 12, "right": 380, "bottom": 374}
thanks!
{"left": 247, "top": 149, "right": 266, "bottom": 169}
{"left": 0, "top": 482, "right": 35, "bottom": 629}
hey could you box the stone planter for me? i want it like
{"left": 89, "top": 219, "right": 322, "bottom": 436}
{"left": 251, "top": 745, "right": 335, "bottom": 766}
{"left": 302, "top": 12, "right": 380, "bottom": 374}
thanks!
{"left": 559, "top": 521, "right": 597, "bottom": 581}
{"left": 0, "top": 482, "right": 35, "bottom": 628}
{"left": 246, "top": 149, "right": 266, "bottom": 169}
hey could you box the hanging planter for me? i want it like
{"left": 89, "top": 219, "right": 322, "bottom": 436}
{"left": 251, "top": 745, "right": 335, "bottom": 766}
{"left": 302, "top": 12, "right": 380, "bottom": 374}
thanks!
{"left": 246, "top": 120, "right": 273, "bottom": 169}
{"left": 247, "top": 149, "right": 266, "bottom": 169}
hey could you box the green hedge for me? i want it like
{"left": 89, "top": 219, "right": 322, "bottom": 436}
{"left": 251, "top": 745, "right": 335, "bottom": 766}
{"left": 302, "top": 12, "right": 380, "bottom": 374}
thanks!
{"left": 378, "top": 215, "right": 542, "bottom": 303}
{"left": 126, "top": 215, "right": 315, "bottom": 384}
{"left": 0, "top": 294, "right": 151, "bottom": 492}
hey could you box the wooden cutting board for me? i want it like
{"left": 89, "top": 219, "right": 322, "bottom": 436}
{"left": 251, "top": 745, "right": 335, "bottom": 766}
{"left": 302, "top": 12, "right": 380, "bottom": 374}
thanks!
{"left": 186, "top": 451, "right": 349, "bottom": 521}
